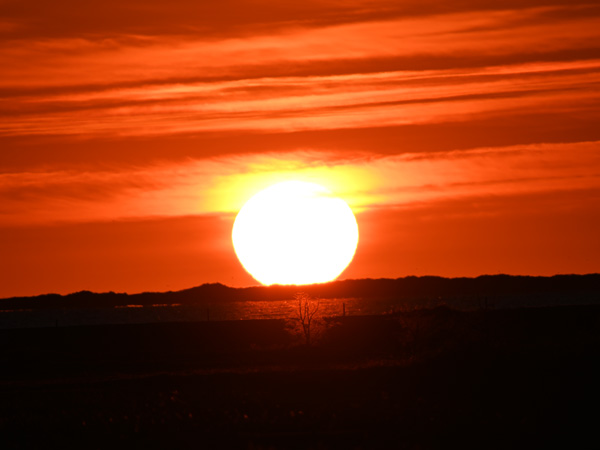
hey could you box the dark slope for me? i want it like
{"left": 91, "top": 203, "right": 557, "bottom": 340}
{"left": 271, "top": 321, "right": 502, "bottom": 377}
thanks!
{"left": 1, "top": 274, "right": 598, "bottom": 310}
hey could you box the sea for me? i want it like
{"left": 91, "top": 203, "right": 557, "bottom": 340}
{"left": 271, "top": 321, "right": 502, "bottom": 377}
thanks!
{"left": 1, "top": 291, "right": 598, "bottom": 330}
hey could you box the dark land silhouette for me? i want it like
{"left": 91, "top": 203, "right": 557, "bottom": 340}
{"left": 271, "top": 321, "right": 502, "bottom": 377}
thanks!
{"left": 1, "top": 273, "right": 599, "bottom": 309}
{"left": 1, "top": 275, "right": 599, "bottom": 449}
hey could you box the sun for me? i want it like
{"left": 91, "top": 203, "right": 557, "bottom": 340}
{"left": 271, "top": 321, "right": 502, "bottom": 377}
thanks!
{"left": 232, "top": 181, "right": 359, "bottom": 285}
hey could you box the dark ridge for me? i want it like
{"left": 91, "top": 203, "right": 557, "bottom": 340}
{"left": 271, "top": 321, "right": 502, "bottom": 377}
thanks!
{"left": 1, "top": 274, "right": 599, "bottom": 310}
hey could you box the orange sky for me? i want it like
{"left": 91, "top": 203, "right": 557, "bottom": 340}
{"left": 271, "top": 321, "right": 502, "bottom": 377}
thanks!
{"left": 1, "top": 0, "right": 600, "bottom": 298}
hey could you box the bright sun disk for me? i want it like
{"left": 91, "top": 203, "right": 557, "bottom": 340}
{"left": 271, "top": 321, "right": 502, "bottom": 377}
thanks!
{"left": 232, "top": 181, "right": 359, "bottom": 285}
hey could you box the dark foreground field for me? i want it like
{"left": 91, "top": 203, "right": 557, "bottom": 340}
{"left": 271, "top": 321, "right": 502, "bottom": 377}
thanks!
{"left": 1, "top": 305, "right": 599, "bottom": 449}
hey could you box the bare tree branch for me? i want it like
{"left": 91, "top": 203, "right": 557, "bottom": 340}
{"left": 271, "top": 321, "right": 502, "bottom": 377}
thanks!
{"left": 293, "top": 292, "right": 321, "bottom": 346}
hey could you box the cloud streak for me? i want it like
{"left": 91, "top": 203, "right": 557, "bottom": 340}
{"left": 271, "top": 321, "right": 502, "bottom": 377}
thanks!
{"left": 1, "top": 5, "right": 599, "bottom": 140}
{"left": 2, "top": 59, "right": 599, "bottom": 138}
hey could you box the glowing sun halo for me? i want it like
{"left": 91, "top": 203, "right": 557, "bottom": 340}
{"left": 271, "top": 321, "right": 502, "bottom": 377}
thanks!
{"left": 232, "top": 181, "right": 359, "bottom": 285}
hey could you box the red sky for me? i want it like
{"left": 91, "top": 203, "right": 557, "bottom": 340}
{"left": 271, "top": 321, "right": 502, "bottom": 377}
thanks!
{"left": 1, "top": 0, "right": 600, "bottom": 298}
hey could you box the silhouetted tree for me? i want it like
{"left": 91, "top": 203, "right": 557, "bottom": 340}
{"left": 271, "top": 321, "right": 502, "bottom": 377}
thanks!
{"left": 292, "top": 292, "right": 321, "bottom": 346}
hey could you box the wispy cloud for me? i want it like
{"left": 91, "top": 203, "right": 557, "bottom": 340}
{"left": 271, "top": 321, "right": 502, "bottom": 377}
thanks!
{"left": 1, "top": 4, "right": 599, "bottom": 139}
{"left": 4, "top": 6, "right": 600, "bottom": 83}
{"left": 2, "top": 59, "right": 599, "bottom": 138}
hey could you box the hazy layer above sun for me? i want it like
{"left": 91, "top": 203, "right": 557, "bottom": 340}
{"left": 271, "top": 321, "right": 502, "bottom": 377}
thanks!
{"left": 232, "top": 181, "right": 359, "bottom": 285}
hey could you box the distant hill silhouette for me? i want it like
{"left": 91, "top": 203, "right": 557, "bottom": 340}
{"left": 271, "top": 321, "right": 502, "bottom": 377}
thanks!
{"left": 1, "top": 274, "right": 598, "bottom": 310}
